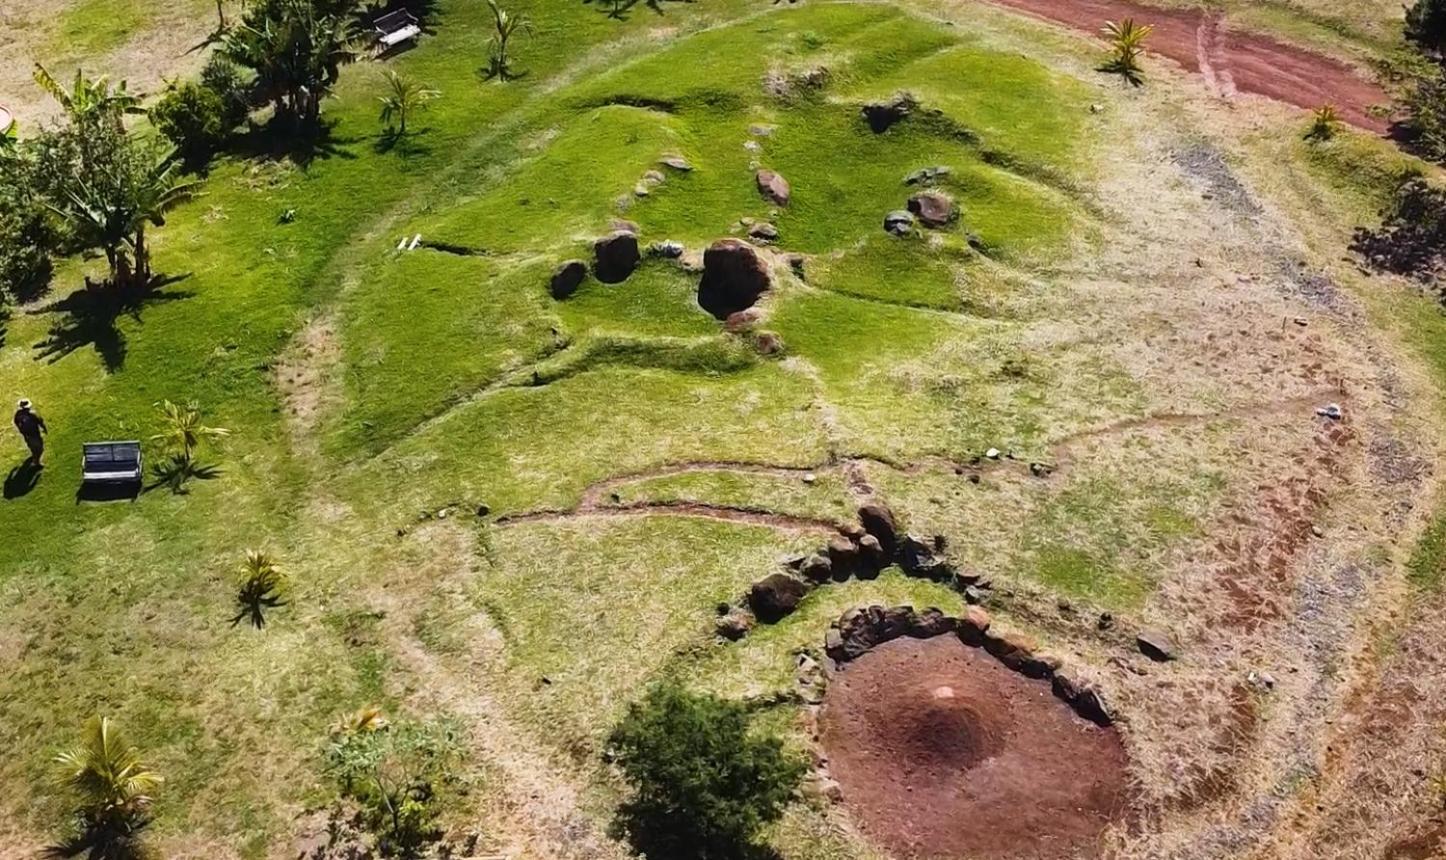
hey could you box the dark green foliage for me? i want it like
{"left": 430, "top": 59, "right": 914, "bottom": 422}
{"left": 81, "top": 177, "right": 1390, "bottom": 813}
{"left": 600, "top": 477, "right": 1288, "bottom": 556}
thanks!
{"left": 1407, "top": 0, "right": 1446, "bottom": 59}
{"left": 606, "top": 682, "right": 806, "bottom": 860}
{"left": 324, "top": 717, "right": 462, "bottom": 856}
{"left": 0, "top": 147, "right": 58, "bottom": 303}
{"left": 220, "top": 0, "right": 358, "bottom": 129}
{"left": 1401, "top": 58, "right": 1446, "bottom": 160}
{"left": 1351, "top": 174, "right": 1446, "bottom": 285}
{"left": 150, "top": 81, "right": 229, "bottom": 170}
{"left": 200, "top": 54, "right": 251, "bottom": 129}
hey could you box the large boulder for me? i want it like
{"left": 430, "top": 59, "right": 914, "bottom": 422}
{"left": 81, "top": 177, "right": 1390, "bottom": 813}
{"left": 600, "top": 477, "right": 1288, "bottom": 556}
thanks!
{"left": 698, "top": 238, "right": 772, "bottom": 320}
{"left": 1052, "top": 665, "right": 1113, "bottom": 726}
{"left": 594, "top": 231, "right": 640, "bottom": 283}
{"left": 957, "top": 605, "right": 991, "bottom": 646}
{"left": 907, "top": 191, "right": 957, "bottom": 228}
{"left": 755, "top": 169, "right": 791, "bottom": 206}
{"left": 825, "top": 534, "right": 862, "bottom": 579}
{"left": 549, "top": 260, "right": 587, "bottom": 299}
{"left": 1137, "top": 628, "right": 1178, "bottom": 662}
{"left": 898, "top": 534, "right": 954, "bottom": 581}
{"left": 858, "top": 502, "right": 899, "bottom": 557}
{"left": 861, "top": 93, "right": 918, "bottom": 133}
{"left": 748, "top": 573, "right": 809, "bottom": 623}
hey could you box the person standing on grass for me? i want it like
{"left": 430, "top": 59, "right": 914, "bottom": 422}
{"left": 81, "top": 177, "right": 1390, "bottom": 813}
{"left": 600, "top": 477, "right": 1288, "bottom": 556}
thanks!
{"left": 13, "top": 399, "right": 47, "bottom": 466}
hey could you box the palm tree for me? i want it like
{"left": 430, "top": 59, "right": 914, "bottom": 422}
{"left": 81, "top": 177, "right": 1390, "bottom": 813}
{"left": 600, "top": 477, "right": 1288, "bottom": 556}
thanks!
{"left": 220, "top": 0, "right": 357, "bottom": 129}
{"left": 232, "top": 550, "right": 289, "bottom": 628}
{"left": 52, "top": 717, "right": 162, "bottom": 855}
{"left": 1101, "top": 19, "right": 1153, "bottom": 84}
{"left": 152, "top": 400, "right": 229, "bottom": 463}
{"left": 32, "top": 64, "right": 144, "bottom": 127}
{"left": 377, "top": 71, "right": 439, "bottom": 136}
{"left": 1305, "top": 104, "right": 1340, "bottom": 141}
{"left": 484, "top": 0, "right": 532, "bottom": 81}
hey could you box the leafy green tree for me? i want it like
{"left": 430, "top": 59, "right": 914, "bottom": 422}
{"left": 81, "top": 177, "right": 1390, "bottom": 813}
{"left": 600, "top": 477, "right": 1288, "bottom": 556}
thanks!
{"left": 50, "top": 717, "right": 162, "bottom": 859}
{"left": 33, "top": 64, "right": 145, "bottom": 127}
{"left": 1407, "top": 0, "right": 1446, "bottom": 59}
{"left": 0, "top": 144, "right": 58, "bottom": 303}
{"left": 606, "top": 682, "right": 806, "bottom": 860}
{"left": 1101, "top": 18, "right": 1153, "bottom": 85}
{"left": 220, "top": 0, "right": 357, "bottom": 129}
{"left": 483, "top": 0, "right": 532, "bottom": 81}
{"left": 325, "top": 713, "right": 461, "bottom": 855}
{"left": 377, "top": 71, "right": 439, "bottom": 137}
{"left": 232, "top": 550, "right": 290, "bottom": 628}
{"left": 43, "top": 128, "right": 199, "bottom": 290}
{"left": 150, "top": 81, "right": 229, "bottom": 170}
{"left": 200, "top": 54, "right": 252, "bottom": 129}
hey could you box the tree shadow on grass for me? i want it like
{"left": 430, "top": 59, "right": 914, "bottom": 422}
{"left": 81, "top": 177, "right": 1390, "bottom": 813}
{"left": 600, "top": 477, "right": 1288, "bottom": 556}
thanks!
{"left": 229, "top": 116, "right": 360, "bottom": 169}
{"left": 373, "top": 125, "right": 434, "bottom": 157}
{"left": 31, "top": 274, "right": 194, "bottom": 373}
{"left": 44, "top": 817, "right": 151, "bottom": 860}
{"left": 3, "top": 461, "right": 42, "bottom": 500}
{"left": 145, "top": 456, "right": 222, "bottom": 495}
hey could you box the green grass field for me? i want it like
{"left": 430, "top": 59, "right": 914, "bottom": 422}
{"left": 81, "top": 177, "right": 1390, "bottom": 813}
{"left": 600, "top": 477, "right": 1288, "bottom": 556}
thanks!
{"left": 3, "top": 0, "right": 1446, "bottom": 855}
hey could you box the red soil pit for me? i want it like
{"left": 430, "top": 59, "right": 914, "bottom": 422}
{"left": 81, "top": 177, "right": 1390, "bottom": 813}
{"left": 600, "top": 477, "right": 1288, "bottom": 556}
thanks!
{"left": 983, "top": 0, "right": 1390, "bottom": 133}
{"left": 819, "top": 636, "right": 1132, "bottom": 859}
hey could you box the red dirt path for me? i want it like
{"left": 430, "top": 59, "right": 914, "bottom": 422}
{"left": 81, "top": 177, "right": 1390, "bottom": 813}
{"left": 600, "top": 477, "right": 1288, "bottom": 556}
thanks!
{"left": 819, "top": 636, "right": 1132, "bottom": 859}
{"left": 982, "top": 0, "right": 1391, "bottom": 133}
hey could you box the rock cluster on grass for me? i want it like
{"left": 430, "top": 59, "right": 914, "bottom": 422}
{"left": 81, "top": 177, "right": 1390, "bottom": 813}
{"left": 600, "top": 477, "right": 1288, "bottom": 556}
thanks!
{"left": 904, "top": 165, "right": 951, "bottom": 186}
{"left": 861, "top": 92, "right": 919, "bottom": 133}
{"left": 594, "top": 230, "right": 641, "bottom": 283}
{"left": 550, "top": 260, "right": 587, "bottom": 299}
{"left": 821, "top": 603, "right": 1113, "bottom": 726}
{"left": 907, "top": 190, "right": 957, "bottom": 228}
{"left": 697, "top": 238, "right": 772, "bottom": 319}
{"left": 884, "top": 210, "right": 916, "bottom": 236}
{"left": 756, "top": 169, "right": 791, "bottom": 206}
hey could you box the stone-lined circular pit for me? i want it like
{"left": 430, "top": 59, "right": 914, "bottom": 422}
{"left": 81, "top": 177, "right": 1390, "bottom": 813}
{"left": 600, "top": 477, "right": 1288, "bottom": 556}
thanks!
{"left": 819, "top": 635, "right": 1131, "bottom": 859}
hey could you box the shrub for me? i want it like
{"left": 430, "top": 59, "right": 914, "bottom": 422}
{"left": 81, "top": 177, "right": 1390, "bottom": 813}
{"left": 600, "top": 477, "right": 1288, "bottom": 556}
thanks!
{"left": 1407, "top": 0, "right": 1446, "bottom": 59}
{"left": 201, "top": 54, "right": 251, "bottom": 129}
{"left": 0, "top": 152, "right": 56, "bottom": 303}
{"left": 1351, "top": 174, "right": 1446, "bottom": 286}
{"left": 324, "top": 712, "right": 462, "bottom": 856}
{"left": 1304, "top": 104, "right": 1340, "bottom": 141}
{"left": 150, "top": 81, "right": 229, "bottom": 169}
{"left": 1401, "top": 59, "right": 1446, "bottom": 161}
{"left": 605, "top": 682, "right": 806, "bottom": 860}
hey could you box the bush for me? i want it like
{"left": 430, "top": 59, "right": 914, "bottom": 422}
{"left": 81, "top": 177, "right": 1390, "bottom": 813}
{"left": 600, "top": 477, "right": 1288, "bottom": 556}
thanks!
{"left": 201, "top": 54, "right": 251, "bottom": 129}
{"left": 1407, "top": 0, "right": 1446, "bottom": 59}
{"left": 606, "top": 682, "right": 806, "bottom": 860}
{"left": 1351, "top": 174, "right": 1446, "bottom": 286}
{"left": 150, "top": 81, "right": 229, "bottom": 169}
{"left": 324, "top": 713, "right": 461, "bottom": 856}
{"left": 0, "top": 151, "right": 57, "bottom": 303}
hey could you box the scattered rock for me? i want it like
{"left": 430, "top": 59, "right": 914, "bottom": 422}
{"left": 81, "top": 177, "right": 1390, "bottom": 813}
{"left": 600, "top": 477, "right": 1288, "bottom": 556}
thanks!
{"left": 698, "top": 238, "right": 772, "bottom": 319}
{"left": 549, "top": 260, "right": 587, "bottom": 299}
{"left": 801, "top": 472, "right": 817, "bottom": 485}
{"left": 594, "top": 230, "right": 641, "bottom": 283}
{"left": 957, "top": 605, "right": 991, "bottom": 646}
{"left": 785, "top": 253, "right": 807, "bottom": 280}
{"left": 858, "top": 502, "right": 899, "bottom": 556}
{"left": 725, "top": 307, "right": 763, "bottom": 332}
{"left": 749, "top": 573, "right": 810, "bottom": 623}
{"left": 715, "top": 608, "right": 755, "bottom": 641}
{"left": 1097, "top": 612, "right": 1114, "bottom": 631}
{"left": 642, "top": 169, "right": 665, "bottom": 185}
{"left": 753, "top": 331, "right": 785, "bottom": 355}
{"left": 861, "top": 92, "right": 918, "bottom": 133}
{"left": 1136, "top": 628, "right": 1177, "bottom": 662}
{"left": 985, "top": 447, "right": 1001, "bottom": 459}
{"left": 908, "top": 190, "right": 954, "bottom": 226}
{"left": 659, "top": 155, "right": 693, "bottom": 171}
{"left": 904, "top": 165, "right": 951, "bottom": 185}
{"left": 1029, "top": 462, "right": 1054, "bottom": 478}
{"left": 748, "top": 222, "right": 779, "bottom": 242}
{"left": 857, "top": 534, "right": 887, "bottom": 573}
{"left": 648, "top": 240, "right": 685, "bottom": 258}
{"left": 1316, "top": 402, "right": 1344, "bottom": 420}
{"left": 906, "top": 607, "right": 957, "bottom": 638}
{"left": 983, "top": 629, "right": 1043, "bottom": 675}
{"left": 883, "top": 210, "right": 915, "bottom": 236}
{"left": 1052, "top": 665, "right": 1113, "bottom": 726}
{"left": 756, "top": 169, "right": 792, "bottom": 206}
{"left": 897, "top": 533, "right": 954, "bottom": 581}
{"left": 816, "top": 776, "right": 844, "bottom": 802}
{"left": 799, "top": 553, "right": 833, "bottom": 583}
{"left": 963, "top": 585, "right": 987, "bottom": 605}
{"left": 610, "top": 218, "right": 640, "bottom": 235}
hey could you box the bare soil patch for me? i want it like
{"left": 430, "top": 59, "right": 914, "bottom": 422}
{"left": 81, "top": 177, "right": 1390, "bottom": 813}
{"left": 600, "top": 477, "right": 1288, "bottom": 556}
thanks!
{"left": 819, "top": 635, "right": 1131, "bottom": 860}
{"left": 979, "top": 0, "right": 1390, "bottom": 132}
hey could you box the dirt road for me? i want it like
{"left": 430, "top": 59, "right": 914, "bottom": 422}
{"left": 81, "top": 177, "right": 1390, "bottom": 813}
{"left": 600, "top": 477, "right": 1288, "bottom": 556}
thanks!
{"left": 983, "top": 0, "right": 1392, "bottom": 132}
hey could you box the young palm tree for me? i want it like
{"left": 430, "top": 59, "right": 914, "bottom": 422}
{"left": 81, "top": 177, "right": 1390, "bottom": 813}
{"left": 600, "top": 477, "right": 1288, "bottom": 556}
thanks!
{"left": 1305, "top": 104, "right": 1340, "bottom": 141}
{"left": 485, "top": 0, "right": 532, "bottom": 81}
{"left": 151, "top": 400, "right": 229, "bottom": 463}
{"left": 232, "top": 550, "right": 289, "bottom": 628}
{"left": 1101, "top": 18, "right": 1154, "bottom": 84}
{"left": 54, "top": 717, "right": 162, "bottom": 844}
{"left": 377, "top": 71, "right": 439, "bottom": 137}
{"left": 32, "top": 64, "right": 145, "bottom": 127}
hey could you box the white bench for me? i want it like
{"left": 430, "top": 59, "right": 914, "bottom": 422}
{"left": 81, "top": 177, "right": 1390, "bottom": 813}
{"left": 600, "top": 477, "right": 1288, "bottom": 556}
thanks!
{"left": 373, "top": 10, "right": 421, "bottom": 51}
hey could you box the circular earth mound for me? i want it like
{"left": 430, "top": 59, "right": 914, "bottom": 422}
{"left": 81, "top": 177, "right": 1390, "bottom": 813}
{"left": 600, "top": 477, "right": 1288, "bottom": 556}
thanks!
{"left": 819, "top": 635, "right": 1131, "bottom": 859}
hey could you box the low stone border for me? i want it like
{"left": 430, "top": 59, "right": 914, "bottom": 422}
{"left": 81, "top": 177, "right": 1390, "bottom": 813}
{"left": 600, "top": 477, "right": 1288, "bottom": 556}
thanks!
{"left": 821, "top": 604, "right": 1113, "bottom": 727}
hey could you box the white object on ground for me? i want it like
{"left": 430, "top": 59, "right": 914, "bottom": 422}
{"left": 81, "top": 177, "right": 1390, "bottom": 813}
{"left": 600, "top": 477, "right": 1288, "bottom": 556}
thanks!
{"left": 985, "top": 447, "right": 1000, "bottom": 459}
{"left": 379, "top": 23, "right": 420, "bottom": 48}
{"left": 409, "top": 233, "right": 422, "bottom": 250}
{"left": 397, "top": 236, "right": 408, "bottom": 250}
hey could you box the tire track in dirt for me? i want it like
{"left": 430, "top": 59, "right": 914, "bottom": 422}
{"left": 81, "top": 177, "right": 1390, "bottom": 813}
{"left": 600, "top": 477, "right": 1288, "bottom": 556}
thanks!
{"left": 975, "top": 0, "right": 1389, "bottom": 132}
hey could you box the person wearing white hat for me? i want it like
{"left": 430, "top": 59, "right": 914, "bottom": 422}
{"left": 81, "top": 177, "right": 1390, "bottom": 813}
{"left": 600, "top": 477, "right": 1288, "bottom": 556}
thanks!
{"left": 12, "top": 399, "right": 47, "bottom": 466}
